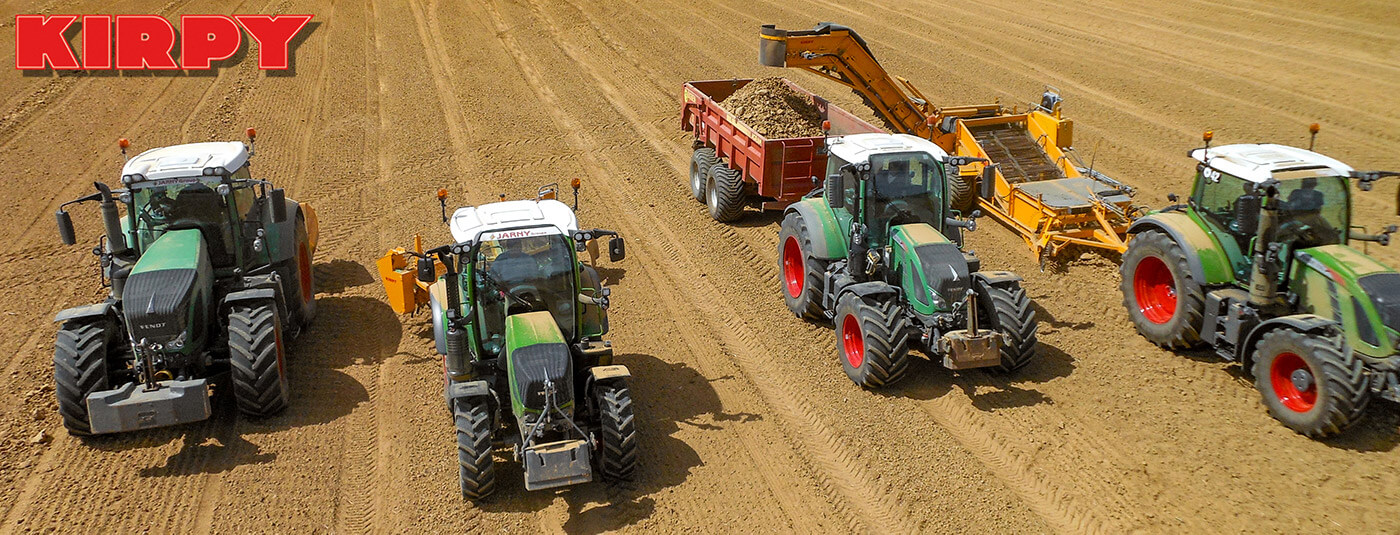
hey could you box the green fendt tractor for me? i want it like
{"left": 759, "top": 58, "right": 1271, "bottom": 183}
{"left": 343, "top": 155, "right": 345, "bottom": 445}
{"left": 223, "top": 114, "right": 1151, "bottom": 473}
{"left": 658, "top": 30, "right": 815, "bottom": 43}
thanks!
{"left": 377, "top": 183, "right": 634, "bottom": 500}
{"left": 52, "top": 130, "right": 318, "bottom": 436}
{"left": 778, "top": 133, "right": 1039, "bottom": 388}
{"left": 1121, "top": 127, "right": 1400, "bottom": 438}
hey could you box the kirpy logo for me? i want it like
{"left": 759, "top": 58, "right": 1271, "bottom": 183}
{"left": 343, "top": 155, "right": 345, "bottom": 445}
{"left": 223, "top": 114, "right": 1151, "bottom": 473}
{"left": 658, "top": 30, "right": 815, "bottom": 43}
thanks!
{"left": 14, "top": 14, "right": 314, "bottom": 71}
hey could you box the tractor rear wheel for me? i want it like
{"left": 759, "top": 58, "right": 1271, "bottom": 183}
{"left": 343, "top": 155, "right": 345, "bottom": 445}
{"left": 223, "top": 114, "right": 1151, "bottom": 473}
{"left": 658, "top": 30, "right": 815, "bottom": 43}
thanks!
{"left": 980, "top": 282, "right": 1039, "bottom": 373}
{"left": 834, "top": 292, "right": 911, "bottom": 388}
{"left": 1120, "top": 230, "right": 1204, "bottom": 349}
{"left": 454, "top": 396, "right": 497, "bottom": 500}
{"left": 594, "top": 381, "right": 639, "bottom": 482}
{"left": 1252, "top": 329, "right": 1370, "bottom": 438}
{"left": 706, "top": 162, "right": 745, "bottom": 222}
{"left": 228, "top": 300, "right": 290, "bottom": 417}
{"left": 949, "top": 172, "right": 974, "bottom": 213}
{"left": 54, "top": 318, "right": 115, "bottom": 436}
{"left": 278, "top": 212, "right": 317, "bottom": 335}
{"left": 690, "top": 148, "right": 717, "bottom": 202}
{"left": 778, "top": 212, "right": 829, "bottom": 321}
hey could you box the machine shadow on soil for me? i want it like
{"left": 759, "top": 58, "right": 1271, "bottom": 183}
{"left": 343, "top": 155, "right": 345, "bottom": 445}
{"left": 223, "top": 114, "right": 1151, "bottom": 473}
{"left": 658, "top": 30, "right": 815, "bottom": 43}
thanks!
{"left": 479, "top": 352, "right": 752, "bottom": 532}
{"left": 893, "top": 339, "right": 1076, "bottom": 412}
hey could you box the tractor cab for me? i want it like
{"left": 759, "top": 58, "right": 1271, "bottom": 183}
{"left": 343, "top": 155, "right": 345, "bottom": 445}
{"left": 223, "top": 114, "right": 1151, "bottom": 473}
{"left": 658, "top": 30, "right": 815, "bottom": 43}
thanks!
{"left": 1188, "top": 143, "right": 1355, "bottom": 277}
{"left": 824, "top": 133, "right": 964, "bottom": 245}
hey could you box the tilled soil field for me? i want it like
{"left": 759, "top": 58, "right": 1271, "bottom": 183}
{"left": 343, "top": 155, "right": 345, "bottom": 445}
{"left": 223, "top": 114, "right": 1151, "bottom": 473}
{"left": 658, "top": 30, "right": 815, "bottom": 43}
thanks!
{"left": 1, "top": 0, "right": 1398, "bottom": 533}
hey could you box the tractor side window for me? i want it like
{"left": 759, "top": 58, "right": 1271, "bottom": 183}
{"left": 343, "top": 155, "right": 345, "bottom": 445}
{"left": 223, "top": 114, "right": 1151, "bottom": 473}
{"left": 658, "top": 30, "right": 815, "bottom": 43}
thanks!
{"left": 230, "top": 166, "right": 257, "bottom": 221}
{"left": 1275, "top": 175, "right": 1348, "bottom": 247}
{"left": 1193, "top": 167, "right": 1253, "bottom": 237}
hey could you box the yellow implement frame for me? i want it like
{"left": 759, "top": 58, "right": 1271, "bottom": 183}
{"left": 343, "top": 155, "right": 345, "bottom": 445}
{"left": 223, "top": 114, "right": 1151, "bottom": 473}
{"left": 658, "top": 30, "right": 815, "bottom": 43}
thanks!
{"left": 759, "top": 23, "right": 1139, "bottom": 259}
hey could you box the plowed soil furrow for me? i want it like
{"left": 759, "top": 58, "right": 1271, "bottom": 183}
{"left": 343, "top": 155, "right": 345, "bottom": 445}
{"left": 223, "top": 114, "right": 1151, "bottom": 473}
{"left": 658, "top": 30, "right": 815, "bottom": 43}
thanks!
{"left": 1, "top": 0, "right": 1398, "bottom": 533}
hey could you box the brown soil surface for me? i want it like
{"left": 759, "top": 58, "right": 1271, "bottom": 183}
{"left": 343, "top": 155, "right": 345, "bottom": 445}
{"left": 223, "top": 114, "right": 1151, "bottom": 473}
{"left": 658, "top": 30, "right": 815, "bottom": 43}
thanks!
{"left": 721, "top": 77, "right": 824, "bottom": 138}
{"left": 0, "top": 0, "right": 1398, "bottom": 533}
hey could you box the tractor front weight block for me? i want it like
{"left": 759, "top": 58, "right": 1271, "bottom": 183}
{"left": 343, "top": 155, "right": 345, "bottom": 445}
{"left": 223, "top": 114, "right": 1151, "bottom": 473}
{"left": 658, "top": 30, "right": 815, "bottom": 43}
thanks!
{"left": 522, "top": 439, "right": 593, "bottom": 491}
{"left": 939, "top": 330, "right": 1002, "bottom": 370}
{"left": 86, "top": 380, "right": 212, "bottom": 435}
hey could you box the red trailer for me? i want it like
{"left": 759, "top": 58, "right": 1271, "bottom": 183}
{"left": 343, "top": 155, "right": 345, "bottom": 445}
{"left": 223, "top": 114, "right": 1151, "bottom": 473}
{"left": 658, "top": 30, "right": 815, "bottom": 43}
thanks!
{"left": 682, "top": 78, "right": 882, "bottom": 221}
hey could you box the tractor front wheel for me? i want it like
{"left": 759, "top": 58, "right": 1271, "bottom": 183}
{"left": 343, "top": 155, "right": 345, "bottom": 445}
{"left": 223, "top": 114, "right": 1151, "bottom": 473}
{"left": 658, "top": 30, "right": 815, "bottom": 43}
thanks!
{"left": 1120, "top": 230, "right": 1204, "bottom": 349}
{"left": 229, "top": 300, "right": 290, "bottom": 417}
{"left": 54, "top": 318, "right": 115, "bottom": 436}
{"left": 1252, "top": 329, "right": 1370, "bottom": 438}
{"left": 706, "top": 162, "right": 745, "bottom": 222}
{"left": 454, "top": 396, "right": 497, "bottom": 500}
{"left": 690, "top": 148, "right": 717, "bottom": 202}
{"left": 778, "top": 212, "right": 829, "bottom": 321}
{"left": 980, "top": 282, "right": 1039, "bottom": 373}
{"left": 594, "top": 381, "right": 639, "bottom": 482}
{"left": 834, "top": 292, "right": 911, "bottom": 388}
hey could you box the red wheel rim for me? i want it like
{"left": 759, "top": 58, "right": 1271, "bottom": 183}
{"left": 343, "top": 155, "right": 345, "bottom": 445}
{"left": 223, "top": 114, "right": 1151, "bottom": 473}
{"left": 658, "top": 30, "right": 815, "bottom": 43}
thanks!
{"left": 782, "top": 236, "right": 804, "bottom": 298}
{"left": 1270, "top": 352, "right": 1317, "bottom": 413}
{"left": 841, "top": 314, "right": 864, "bottom": 368}
{"left": 298, "top": 242, "right": 314, "bottom": 303}
{"left": 1133, "top": 256, "right": 1177, "bottom": 324}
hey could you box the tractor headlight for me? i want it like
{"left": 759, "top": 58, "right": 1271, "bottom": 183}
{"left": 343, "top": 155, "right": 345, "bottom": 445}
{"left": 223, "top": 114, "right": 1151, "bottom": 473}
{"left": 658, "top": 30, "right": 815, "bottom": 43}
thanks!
{"left": 166, "top": 332, "right": 187, "bottom": 351}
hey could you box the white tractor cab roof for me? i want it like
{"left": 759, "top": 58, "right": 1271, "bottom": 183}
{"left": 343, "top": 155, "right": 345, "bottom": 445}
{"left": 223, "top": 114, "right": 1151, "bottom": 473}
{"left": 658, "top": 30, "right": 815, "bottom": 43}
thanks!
{"left": 448, "top": 199, "right": 579, "bottom": 244}
{"left": 1190, "top": 143, "right": 1354, "bottom": 183}
{"left": 827, "top": 133, "right": 950, "bottom": 165}
{"left": 120, "top": 142, "right": 250, "bottom": 186}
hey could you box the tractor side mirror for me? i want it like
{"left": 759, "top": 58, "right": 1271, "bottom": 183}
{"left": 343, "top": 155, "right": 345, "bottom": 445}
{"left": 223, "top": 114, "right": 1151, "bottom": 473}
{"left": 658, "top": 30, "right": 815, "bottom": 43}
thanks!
{"left": 1166, "top": 193, "right": 1179, "bottom": 203}
{"left": 1235, "top": 194, "right": 1262, "bottom": 236}
{"left": 56, "top": 210, "right": 76, "bottom": 245}
{"left": 417, "top": 257, "right": 436, "bottom": 283}
{"left": 608, "top": 236, "right": 626, "bottom": 262}
{"left": 827, "top": 173, "right": 844, "bottom": 208}
{"left": 268, "top": 188, "right": 288, "bottom": 223}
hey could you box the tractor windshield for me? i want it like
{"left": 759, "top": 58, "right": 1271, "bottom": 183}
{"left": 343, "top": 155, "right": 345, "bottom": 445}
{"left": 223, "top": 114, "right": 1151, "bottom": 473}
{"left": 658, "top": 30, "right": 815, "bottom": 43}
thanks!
{"left": 473, "top": 232, "right": 577, "bottom": 356}
{"left": 131, "top": 178, "right": 236, "bottom": 265}
{"left": 866, "top": 151, "right": 945, "bottom": 243}
{"left": 1195, "top": 169, "right": 1349, "bottom": 249}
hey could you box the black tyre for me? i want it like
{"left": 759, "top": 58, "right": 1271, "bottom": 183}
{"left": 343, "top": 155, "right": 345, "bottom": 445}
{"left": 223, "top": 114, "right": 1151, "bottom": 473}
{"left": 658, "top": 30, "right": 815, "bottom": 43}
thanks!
{"left": 228, "top": 300, "right": 289, "bottom": 417}
{"left": 980, "top": 282, "right": 1039, "bottom": 373}
{"left": 778, "top": 212, "right": 829, "bottom": 321}
{"left": 454, "top": 396, "right": 496, "bottom": 500}
{"left": 1119, "top": 230, "right": 1205, "bottom": 349}
{"left": 594, "top": 381, "right": 639, "bottom": 482}
{"left": 54, "top": 318, "right": 115, "bottom": 436}
{"left": 834, "top": 292, "right": 911, "bottom": 388}
{"left": 690, "top": 148, "right": 717, "bottom": 202}
{"left": 278, "top": 212, "right": 317, "bottom": 333}
{"left": 948, "top": 172, "right": 974, "bottom": 213}
{"left": 1252, "top": 329, "right": 1370, "bottom": 438}
{"left": 706, "top": 162, "right": 745, "bottom": 222}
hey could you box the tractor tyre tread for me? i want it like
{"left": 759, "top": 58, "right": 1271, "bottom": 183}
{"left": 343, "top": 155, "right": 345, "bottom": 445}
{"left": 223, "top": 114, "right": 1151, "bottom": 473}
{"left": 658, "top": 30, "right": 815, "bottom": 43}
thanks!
{"left": 595, "top": 382, "right": 639, "bottom": 482}
{"left": 229, "top": 301, "right": 289, "bottom": 417}
{"left": 1252, "top": 329, "right": 1370, "bottom": 438}
{"left": 54, "top": 319, "right": 112, "bottom": 436}
{"left": 779, "top": 212, "right": 829, "bottom": 321}
{"left": 949, "top": 172, "right": 975, "bottom": 213}
{"left": 454, "top": 397, "right": 497, "bottom": 500}
{"left": 837, "top": 292, "right": 912, "bottom": 388}
{"left": 984, "top": 283, "right": 1039, "bottom": 373}
{"left": 1120, "top": 230, "right": 1205, "bottom": 349}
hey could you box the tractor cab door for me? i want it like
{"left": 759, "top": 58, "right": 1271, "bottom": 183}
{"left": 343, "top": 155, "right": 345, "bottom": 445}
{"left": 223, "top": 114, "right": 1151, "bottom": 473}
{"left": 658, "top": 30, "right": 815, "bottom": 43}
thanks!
{"left": 1190, "top": 165, "right": 1254, "bottom": 274}
{"left": 826, "top": 155, "right": 859, "bottom": 242}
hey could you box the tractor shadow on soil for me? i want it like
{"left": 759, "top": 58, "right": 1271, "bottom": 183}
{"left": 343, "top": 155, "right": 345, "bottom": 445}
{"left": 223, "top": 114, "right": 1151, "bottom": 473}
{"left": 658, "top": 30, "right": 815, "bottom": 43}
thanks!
{"left": 313, "top": 259, "right": 377, "bottom": 295}
{"left": 479, "top": 352, "right": 755, "bottom": 533}
{"left": 729, "top": 210, "right": 785, "bottom": 229}
{"left": 894, "top": 339, "right": 1077, "bottom": 412}
{"left": 87, "top": 295, "right": 397, "bottom": 474}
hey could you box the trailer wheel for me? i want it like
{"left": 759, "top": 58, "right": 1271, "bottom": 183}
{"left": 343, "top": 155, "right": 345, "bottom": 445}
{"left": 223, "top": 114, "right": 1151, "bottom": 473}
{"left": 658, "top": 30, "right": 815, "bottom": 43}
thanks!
{"left": 228, "top": 300, "right": 289, "bottom": 417}
{"left": 834, "top": 292, "right": 911, "bottom": 388}
{"left": 706, "top": 163, "right": 745, "bottom": 222}
{"left": 1252, "top": 329, "right": 1370, "bottom": 438}
{"left": 594, "top": 381, "right": 639, "bottom": 482}
{"left": 980, "top": 282, "right": 1039, "bottom": 373}
{"left": 948, "top": 172, "right": 974, "bottom": 213}
{"left": 779, "top": 212, "right": 829, "bottom": 321}
{"left": 1119, "top": 230, "right": 1204, "bottom": 349}
{"left": 690, "top": 148, "right": 717, "bottom": 202}
{"left": 54, "top": 318, "right": 115, "bottom": 436}
{"left": 454, "top": 396, "right": 497, "bottom": 500}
